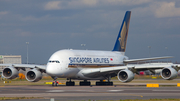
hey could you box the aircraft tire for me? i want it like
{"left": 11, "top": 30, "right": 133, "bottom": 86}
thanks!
{"left": 96, "top": 82, "right": 101, "bottom": 86}
{"left": 79, "top": 81, "right": 91, "bottom": 86}
{"left": 110, "top": 82, "right": 113, "bottom": 86}
{"left": 66, "top": 81, "right": 75, "bottom": 86}
{"left": 52, "top": 82, "right": 54, "bottom": 86}
{"left": 55, "top": 82, "right": 58, "bottom": 86}
{"left": 96, "top": 82, "right": 113, "bottom": 86}
{"left": 107, "top": 82, "right": 113, "bottom": 86}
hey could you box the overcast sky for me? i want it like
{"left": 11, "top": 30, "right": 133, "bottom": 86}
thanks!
{"left": 0, "top": 0, "right": 180, "bottom": 64}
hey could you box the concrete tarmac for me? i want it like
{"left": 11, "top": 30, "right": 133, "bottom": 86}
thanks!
{"left": 0, "top": 85, "right": 180, "bottom": 101}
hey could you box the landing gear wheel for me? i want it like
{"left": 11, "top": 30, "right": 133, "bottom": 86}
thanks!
{"left": 51, "top": 76, "right": 58, "bottom": 86}
{"left": 107, "top": 82, "right": 113, "bottom": 86}
{"left": 79, "top": 81, "right": 91, "bottom": 86}
{"left": 55, "top": 81, "right": 59, "bottom": 86}
{"left": 52, "top": 82, "right": 55, "bottom": 86}
{"left": 66, "top": 78, "right": 75, "bottom": 86}
{"left": 52, "top": 81, "right": 59, "bottom": 86}
{"left": 96, "top": 81, "right": 113, "bottom": 86}
{"left": 66, "top": 81, "right": 75, "bottom": 86}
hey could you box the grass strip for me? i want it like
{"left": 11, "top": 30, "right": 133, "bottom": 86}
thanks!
{"left": 0, "top": 97, "right": 43, "bottom": 100}
{"left": 86, "top": 99, "right": 180, "bottom": 101}
{"left": 118, "top": 99, "right": 180, "bottom": 101}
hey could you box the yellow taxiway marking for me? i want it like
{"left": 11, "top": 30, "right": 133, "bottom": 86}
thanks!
{"left": 146, "top": 84, "right": 159, "bottom": 87}
{"left": 177, "top": 83, "right": 180, "bottom": 87}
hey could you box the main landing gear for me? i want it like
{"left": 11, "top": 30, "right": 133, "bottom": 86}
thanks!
{"left": 79, "top": 80, "right": 91, "bottom": 86}
{"left": 51, "top": 77, "right": 113, "bottom": 86}
{"left": 66, "top": 78, "right": 75, "bottom": 86}
{"left": 96, "top": 80, "right": 113, "bottom": 86}
{"left": 96, "top": 76, "right": 113, "bottom": 86}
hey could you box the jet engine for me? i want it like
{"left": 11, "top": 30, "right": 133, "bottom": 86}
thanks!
{"left": 117, "top": 69, "right": 134, "bottom": 83}
{"left": 2, "top": 66, "right": 19, "bottom": 79}
{"left": 25, "top": 69, "right": 42, "bottom": 82}
{"left": 161, "top": 67, "right": 178, "bottom": 80}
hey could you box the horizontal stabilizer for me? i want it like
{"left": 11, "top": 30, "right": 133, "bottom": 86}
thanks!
{"left": 123, "top": 56, "right": 173, "bottom": 63}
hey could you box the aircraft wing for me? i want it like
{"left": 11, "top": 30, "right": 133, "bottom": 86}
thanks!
{"left": 0, "top": 64, "right": 46, "bottom": 71}
{"left": 123, "top": 56, "right": 173, "bottom": 63}
{"left": 81, "top": 63, "right": 178, "bottom": 78}
{"left": 81, "top": 66, "right": 128, "bottom": 77}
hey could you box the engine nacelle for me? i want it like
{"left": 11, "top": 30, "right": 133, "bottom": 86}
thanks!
{"left": 2, "top": 66, "right": 19, "bottom": 79}
{"left": 117, "top": 69, "right": 134, "bottom": 83}
{"left": 25, "top": 69, "right": 42, "bottom": 82}
{"left": 161, "top": 67, "right": 178, "bottom": 80}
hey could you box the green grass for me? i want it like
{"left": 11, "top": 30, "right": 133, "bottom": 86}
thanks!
{"left": 120, "top": 99, "right": 180, "bottom": 101}
{"left": 0, "top": 98, "right": 179, "bottom": 101}
{"left": 84, "top": 99, "right": 180, "bottom": 101}
{"left": 0, "top": 76, "right": 67, "bottom": 86}
{"left": 0, "top": 97, "right": 43, "bottom": 100}
{"left": 74, "top": 99, "right": 180, "bottom": 101}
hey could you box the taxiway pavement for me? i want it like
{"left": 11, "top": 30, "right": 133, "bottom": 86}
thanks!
{"left": 0, "top": 85, "right": 180, "bottom": 101}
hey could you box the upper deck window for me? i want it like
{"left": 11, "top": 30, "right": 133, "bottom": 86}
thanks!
{"left": 48, "top": 60, "right": 60, "bottom": 63}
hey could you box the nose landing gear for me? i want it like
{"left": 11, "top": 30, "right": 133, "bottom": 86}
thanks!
{"left": 51, "top": 76, "right": 59, "bottom": 86}
{"left": 52, "top": 80, "right": 59, "bottom": 86}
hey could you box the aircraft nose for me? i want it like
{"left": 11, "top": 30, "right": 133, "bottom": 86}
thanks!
{"left": 46, "top": 64, "right": 55, "bottom": 76}
{"left": 46, "top": 63, "right": 61, "bottom": 76}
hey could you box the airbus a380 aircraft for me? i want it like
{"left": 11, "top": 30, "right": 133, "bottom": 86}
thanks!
{"left": 1, "top": 11, "right": 180, "bottom": 86}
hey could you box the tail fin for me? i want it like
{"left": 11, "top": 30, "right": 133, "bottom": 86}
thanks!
{"left": 112, "top": 11, "right": 131, "bottom": 52}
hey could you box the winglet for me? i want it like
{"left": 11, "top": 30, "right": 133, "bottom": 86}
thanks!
{"left": 113, "top": 11, "right": 131, "bottom": 52}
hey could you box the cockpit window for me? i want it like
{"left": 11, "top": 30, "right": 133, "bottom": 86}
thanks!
{"left": 48, "top": 60, "right": 60, "bottom": 63}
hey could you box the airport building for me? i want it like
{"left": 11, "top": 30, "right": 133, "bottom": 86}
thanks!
{"left": 0, "top": 55, "right": 22, "bottom": 72}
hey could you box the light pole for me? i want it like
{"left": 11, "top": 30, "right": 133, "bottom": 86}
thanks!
{"left": 26, "top": 42, "right": 29, "bottom": 64}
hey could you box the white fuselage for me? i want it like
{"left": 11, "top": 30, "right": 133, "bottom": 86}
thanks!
{"left": 46, "top": 49, "right": 128, "bottom": 80}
